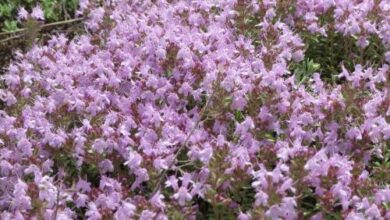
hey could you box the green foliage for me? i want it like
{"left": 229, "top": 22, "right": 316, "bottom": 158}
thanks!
{"left": 298, "top": 187, "right": 344, "bottom": 220}
{"left": 232, "top": 2, "right": 385, "bottom": 85}
{"left": 52, "top": 153, "right": 78, "bottom": 184}
{"left": 0, "top": 0, "right": 79, "bottom": 32}
{"left": 66, "top": 200, "right": 87, "bottom": 219}
{"left": 195, "top": 197, "right": 237, "bottom": 220}
{"left": 52, "top": 153, "right": 101, "bottom": 187}
{"left": 234, "top": 110, "right": 245, "bottom": 123}
{"left": 299, "top": 188, "right": 321, "bottom": 219}
{"left": 229, "top": 181, "right": 256, "bottom": 212}
{"left": 3, "top": 19, "right": 18, "bottom": 32}
{"left": 290, "top": 58, "right": 321, "bottom": 86}
{"left": 80, "top": 162, "right": 101, "bottom": 187}
{"left": 301, "top": 32, "right": 385, "bottom": 84}
{"left": 0, "top": 2, "right": 15, "bottom": 18}
{"left": 369, "top": 141, "right": 390, "bottom": 185}
{"left": 195, "top": 182, "right": 255, "bottom": 220}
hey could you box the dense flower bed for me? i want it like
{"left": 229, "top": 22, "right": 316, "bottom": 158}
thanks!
{"left": 0, "top": 0, "right": 389, "bottom": 219}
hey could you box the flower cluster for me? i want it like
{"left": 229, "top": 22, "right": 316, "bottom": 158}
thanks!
{"left": 1, "top": 0, "right": 389, "bottom": 219}
{"left": 18, "top": 6, "right": 45, "bottom": 21}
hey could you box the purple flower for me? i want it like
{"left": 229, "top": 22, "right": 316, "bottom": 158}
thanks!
{"left": 165, "top": 176, "right": 179, "bottom": 191}
{"left": 365, "top": 204, "right": 381, "bottom": 219}
{"left": 114, "top": 201, "right": 136, "bottom": 219}
{"left": 150, "top": 191, "right": 165, "bottom": 209}
{"left": 31, "top": 6, "right": 45, "bottom": 20}
{"left": 75, "top": 193, "right": 89, "bottom": 208}
{"left": 173, "top": 187, "right": 192, "bottom": 206}
{"left": 238, "top": 212, "right": 252, "bottom": 220}
{"left": 77, "top": 179, "right": 91, "bottom": 193}
{"left": 99, "top": 159, "right": 114, "bottom": 173}
{"left": 254, "top": 190, "right": 269, "bottom": 206}
{"left": 17, "top": 7, "right": 29, "bottom": 20}
{"left": 86, "top": 202, "right": 102, "bottom": 220}
{"left": 139, "top": 210, "right": 156, "bottom": 220}
{"left": 17, "top": 138, "right": 32, "bottom": 157}
{"left": 153, "top": 157, "right": 169, "bottom": 171}
{"left": 124, "top": 151, "right": 142, "bottom": 170}
{"left": 12, "top": 179, "right": 31, "bottom": 211}
{"left": 0, "top": 0, "right": 389, "bottom": 218}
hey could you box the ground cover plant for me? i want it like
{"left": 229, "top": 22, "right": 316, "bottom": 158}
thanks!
{"left": 0, "top": 0, "right": 82, "bottom": 75}
{"left": 0, "top": 0, "right": 389, "bottom": 219}
{"left": 0, "top": 0, "right": 79, "bottom": 32}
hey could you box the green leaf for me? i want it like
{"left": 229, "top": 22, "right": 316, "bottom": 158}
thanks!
{"left": 2, "top": 20, "right": 18, "bottom": 32}
{"left": 0, "top": 3, "right": 14, "bottom": 17}
{"left": 292, "top": 58, "right": 321, "bottom": 85}
{"left": 234, "top": 110, "right": 245, "bottom": 123}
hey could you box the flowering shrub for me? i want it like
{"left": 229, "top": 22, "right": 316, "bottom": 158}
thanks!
{"left": 1, "top": 0, "right": 390, "bottom": 219}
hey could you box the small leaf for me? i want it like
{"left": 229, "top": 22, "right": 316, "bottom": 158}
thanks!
{"left": 3, "top": 20, "right": 18, "bottom": 32}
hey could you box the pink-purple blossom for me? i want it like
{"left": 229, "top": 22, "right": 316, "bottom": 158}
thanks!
{"left": 0, "top": 0, "right": 389, "bottom": 219}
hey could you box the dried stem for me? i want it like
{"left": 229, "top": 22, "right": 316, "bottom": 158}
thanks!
{"left": 52, "top": 181, "right": 62, "bottom": 220}
{"left": 0, "top": 35, "right": 23, "bottom": 44}
{"left": 0, "top": 18, "right": 84, "bottom": 41}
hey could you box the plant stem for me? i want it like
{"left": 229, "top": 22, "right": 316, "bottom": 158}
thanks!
{"left": 0, "top": 34, "right": 22, "bottom": 44}
{"left": 0, "top": 18, "right": 84, "bottom": 39}
{"left": 52, "top": 182, "right": 62, "bottom": 220}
